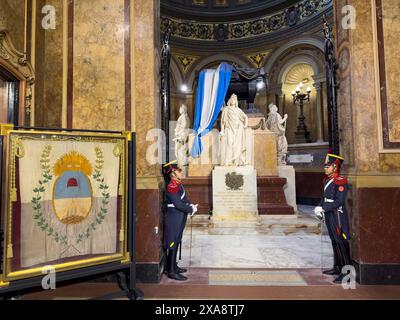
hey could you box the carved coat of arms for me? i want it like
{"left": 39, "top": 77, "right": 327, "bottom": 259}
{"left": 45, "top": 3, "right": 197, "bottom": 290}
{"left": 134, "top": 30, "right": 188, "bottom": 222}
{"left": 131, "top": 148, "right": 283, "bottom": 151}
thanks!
{"left": 225, "top": 172, "right": 244, "bottom": 190}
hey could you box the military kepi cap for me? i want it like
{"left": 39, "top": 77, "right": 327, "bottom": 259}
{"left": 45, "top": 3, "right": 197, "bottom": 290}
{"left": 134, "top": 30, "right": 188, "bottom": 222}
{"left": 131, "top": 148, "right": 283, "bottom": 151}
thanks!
{"left": 325, "top": 152, "right": 344, "bottom": 167}
{"left": 162, "top": 159, "right": 179, "bottom": 174}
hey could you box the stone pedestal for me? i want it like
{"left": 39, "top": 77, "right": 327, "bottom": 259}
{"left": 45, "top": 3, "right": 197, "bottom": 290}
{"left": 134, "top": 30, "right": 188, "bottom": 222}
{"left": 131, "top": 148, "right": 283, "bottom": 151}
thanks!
{"left": 257, "top": 177, "right": 295, "bottom": 215}
{"left": 253, "top": 129, "right": 278, "bottom": 176}
{"left": 278, "top": 165, "right": 297, "bottom": 212}
{"left": 212, "top": 166, "right": 258, "bottom": 224}
{"left": 187, "top": 132, "right": 218, "bottom": 177}
{"left": 248, "top": 115, "right": 278, "bottom": 176}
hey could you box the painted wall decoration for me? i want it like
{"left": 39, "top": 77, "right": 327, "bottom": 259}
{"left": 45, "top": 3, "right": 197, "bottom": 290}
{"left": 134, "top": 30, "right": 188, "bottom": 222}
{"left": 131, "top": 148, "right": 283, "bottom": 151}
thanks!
{"left": 1, "top": 129, "right": 129, "bottom": 281}
{"left": 374, "top": 0, "right": 400, "bottom": 150}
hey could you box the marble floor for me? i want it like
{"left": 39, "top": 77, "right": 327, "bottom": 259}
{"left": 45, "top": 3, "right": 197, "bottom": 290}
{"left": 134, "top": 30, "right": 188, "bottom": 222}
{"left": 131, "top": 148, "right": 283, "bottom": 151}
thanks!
{"left": 20, "top": 269, "right": 400, "bottom": 300}
{"left": 179, "top": 205, "right": 334, "bottom": 269}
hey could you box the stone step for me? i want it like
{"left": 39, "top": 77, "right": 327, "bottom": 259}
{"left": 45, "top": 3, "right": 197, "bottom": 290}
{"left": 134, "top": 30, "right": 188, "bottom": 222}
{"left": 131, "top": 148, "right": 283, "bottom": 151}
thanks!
{"left": 184, "top": 214, "right": 323, "bottom": 236}
{"left": 208, "top": 227, "right": 260, "bottom": 235}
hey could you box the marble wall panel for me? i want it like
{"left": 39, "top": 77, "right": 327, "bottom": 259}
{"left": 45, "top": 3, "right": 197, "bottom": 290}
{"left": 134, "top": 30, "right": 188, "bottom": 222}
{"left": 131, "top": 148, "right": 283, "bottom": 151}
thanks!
{"left": 381, "top": 0, "right": 400, "bottom": 143}
{"left": 357, "top": 187, "right": 400, "bottom": 263}
{"left": 134, "top": 0, "right": 161, "bottom": 177}
{"left": 136, "top": 188, "right": 163, "bottom": 263}
{"left": 34, "top": 0, "right": 63, "bottom": 128}
{"left": 0, "top": 0, "right": 25, "bottom": 53}
{"left": 335, "top": 0, "right": 355, "bottom": 167}
{"left": 72, "top": 0, "right": 125, "bottom": 131}
{"left": 348, "top": 0, "right": 400, "bottom": 172}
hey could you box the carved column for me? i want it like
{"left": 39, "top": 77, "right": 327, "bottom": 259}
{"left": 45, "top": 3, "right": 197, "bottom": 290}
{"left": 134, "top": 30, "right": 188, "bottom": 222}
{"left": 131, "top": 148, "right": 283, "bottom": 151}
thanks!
{"left": 312, "top": 75, "right": 326, "bottom": 143}
{"left": 133, "top": 0, "right": 164, "bottom": 283}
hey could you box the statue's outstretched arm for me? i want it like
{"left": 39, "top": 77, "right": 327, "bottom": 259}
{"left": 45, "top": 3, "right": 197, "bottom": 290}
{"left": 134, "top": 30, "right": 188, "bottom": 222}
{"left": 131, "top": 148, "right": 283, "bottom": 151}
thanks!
{"left": 279, "top": 114, "right": 288, "bottom": 125}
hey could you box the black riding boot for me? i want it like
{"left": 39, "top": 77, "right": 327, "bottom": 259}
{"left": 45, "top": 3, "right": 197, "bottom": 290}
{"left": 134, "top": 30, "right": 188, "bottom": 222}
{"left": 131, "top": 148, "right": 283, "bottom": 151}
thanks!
{"left": 163, "top": 246, "right": 187, "bottom": 274}
{"left": 167, "top": 248, "right": 187, "bottom": 281}
{"left": 342, "top": 241, "right": 352, "bottom": 266}
{"left": 163, "top": 249, "right": 169, "bottom": 274}
{"left": 323, "top": 243, "right": 341, "bottom": 275}
{"left": 175, "top": 264, "right": 187, "bottom": 274}
{"left": 333, "top": 241, "right": 353, "bottom": 284}
{"left": 174, "top": 245, "right": 187, "bottom": 274}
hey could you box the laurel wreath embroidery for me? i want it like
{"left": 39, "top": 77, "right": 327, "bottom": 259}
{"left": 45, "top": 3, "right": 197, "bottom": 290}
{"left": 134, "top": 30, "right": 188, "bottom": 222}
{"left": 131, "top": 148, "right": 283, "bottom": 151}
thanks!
{"left": 31, "top": 145, "right": 68, "bottom": 244}
{"left": 76, "top": 147, "right": 110, "bottom": 244}
{"left": 31, "top": 145, "right": 111, "bottom": 245}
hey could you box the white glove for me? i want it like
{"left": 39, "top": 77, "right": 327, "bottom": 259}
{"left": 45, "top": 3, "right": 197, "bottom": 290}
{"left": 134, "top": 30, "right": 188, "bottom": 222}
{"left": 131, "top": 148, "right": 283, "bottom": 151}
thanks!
{"left": 190, "top": 204, "right": 198, "bottom": 216}
{"left": 314, "top": 206, "right": 325, "bottom": 220}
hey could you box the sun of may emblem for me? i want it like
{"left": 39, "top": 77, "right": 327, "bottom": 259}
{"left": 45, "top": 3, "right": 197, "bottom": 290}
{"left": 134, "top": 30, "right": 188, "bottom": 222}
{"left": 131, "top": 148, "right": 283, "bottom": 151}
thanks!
{"left": 53, "top": 152, "right": 93, "bottom": 225}
{"left": 225, "top": 172, "right": 244, "bottom": 190}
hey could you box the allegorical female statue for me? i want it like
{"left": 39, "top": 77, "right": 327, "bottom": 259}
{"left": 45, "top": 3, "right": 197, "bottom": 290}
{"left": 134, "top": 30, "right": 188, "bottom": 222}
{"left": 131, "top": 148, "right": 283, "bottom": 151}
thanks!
{"left": 266, "top": 103, "right": 288, "bottom": 165}
{"left": 173, "top": 104, "right": 190, "bottom": 167}
{"left": 220, "top": 94, "right": 249, "bottom": 166}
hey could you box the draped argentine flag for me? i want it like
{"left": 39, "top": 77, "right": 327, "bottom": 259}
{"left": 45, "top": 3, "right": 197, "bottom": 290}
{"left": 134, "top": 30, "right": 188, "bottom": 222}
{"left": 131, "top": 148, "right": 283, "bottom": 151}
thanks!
{"left": 190, "top": 62, "right": 233, "bottom": 158}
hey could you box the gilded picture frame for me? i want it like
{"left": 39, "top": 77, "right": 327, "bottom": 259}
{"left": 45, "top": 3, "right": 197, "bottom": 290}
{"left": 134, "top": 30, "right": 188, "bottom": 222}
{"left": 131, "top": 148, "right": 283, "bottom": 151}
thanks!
{"left": 1, "top": 127, "right": 131, "bottom": 283}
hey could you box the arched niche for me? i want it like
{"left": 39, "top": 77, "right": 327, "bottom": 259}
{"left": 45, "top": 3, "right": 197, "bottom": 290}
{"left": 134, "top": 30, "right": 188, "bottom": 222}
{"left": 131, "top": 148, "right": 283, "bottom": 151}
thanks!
{"left": 264, "top": 36, "right": 325, "bottom": 74}
{"left": 280, "top": 62, "right": 319, "bottom": 144}
{"left": 0, "top": 29, "right": 34, "bottom": 126}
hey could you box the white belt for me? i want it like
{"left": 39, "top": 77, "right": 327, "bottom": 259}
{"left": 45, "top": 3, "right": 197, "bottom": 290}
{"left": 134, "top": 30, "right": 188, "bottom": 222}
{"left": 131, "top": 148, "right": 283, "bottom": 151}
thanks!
{"left": 324, "top": 198, "right": 334, "bottom": 203}
{"left": 167, "top": 204, "right": 175, "bottom": 208}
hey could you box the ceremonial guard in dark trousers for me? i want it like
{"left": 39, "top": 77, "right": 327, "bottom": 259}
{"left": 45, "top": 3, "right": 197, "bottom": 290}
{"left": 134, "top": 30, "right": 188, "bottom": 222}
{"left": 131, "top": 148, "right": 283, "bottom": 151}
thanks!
{"left": 314, "top": 152, "right": 352, "bottom": 284}
{"left": 162, "top": 160, "right": 198, "bottom": 281}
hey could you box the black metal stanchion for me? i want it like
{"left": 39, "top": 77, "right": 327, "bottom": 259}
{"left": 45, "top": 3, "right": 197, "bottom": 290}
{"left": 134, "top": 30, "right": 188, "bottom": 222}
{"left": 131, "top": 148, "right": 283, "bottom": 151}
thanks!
{"left": 127, "top": 133, "right": 143, "bottom": 300}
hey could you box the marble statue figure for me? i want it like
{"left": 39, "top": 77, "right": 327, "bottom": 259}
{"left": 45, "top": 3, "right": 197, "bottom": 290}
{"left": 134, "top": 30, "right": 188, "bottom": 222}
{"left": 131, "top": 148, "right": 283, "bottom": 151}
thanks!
{"left": 266, "top": 103, "right": 288, "bottom": 165}
{"left": 220, "top": 94, "right": 249, "bottom": 166}
{"left": 173, "top": 104, "right": 190, "bottom": 166}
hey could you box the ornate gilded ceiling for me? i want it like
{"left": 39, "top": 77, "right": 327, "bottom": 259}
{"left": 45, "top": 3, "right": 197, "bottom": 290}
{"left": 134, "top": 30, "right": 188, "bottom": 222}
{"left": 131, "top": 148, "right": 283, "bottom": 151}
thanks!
{"left": 161, "top": 0, "right": 333, "bottom": 51}
{"left": 161, "top": 0, "right": 297, "bottom": 21}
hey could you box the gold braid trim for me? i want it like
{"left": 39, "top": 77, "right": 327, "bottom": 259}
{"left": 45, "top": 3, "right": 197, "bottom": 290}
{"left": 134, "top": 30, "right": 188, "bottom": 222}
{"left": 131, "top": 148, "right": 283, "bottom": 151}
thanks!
{"left": 9, "top": 137, "right": 25, "bottom": 202}
{"left": 113, "top": 141, "right": 125, "bottom": 243}
{"left": 7, "top": 137, "right": 25, "bottom": 258}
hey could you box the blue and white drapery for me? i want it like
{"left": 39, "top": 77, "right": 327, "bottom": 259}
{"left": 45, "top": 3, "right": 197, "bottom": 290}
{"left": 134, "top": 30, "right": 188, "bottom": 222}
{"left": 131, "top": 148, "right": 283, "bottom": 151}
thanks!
{"left": 190, "top": 62, "right": 232, "bottom": 158}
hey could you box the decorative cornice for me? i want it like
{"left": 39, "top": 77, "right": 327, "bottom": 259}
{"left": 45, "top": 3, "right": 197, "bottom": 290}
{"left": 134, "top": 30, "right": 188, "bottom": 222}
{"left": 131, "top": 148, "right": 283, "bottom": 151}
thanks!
{"left": 161, "top": 0, "right": 332, "bottom": 43}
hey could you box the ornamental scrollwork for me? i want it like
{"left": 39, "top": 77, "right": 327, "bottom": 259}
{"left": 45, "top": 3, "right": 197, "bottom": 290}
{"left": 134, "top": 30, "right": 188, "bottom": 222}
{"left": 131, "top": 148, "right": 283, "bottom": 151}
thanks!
{"left": 161, "top": 0, "right": 332, "bottom": 42}
{"left": 0, "top": 29, "right": 35, "bottom": 122}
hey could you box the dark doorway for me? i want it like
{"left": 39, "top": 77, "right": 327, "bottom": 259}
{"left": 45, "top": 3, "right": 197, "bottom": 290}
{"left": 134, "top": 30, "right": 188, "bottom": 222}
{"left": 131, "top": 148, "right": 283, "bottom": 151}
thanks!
{"left": 0, "top": 66, "right": 20, "bottom": 125}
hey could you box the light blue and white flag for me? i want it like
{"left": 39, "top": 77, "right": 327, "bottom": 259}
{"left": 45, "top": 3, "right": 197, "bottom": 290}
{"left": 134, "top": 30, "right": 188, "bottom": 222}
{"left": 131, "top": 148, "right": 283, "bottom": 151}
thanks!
{"left": 190, "top": 62, "right": 232, "bottom": 158}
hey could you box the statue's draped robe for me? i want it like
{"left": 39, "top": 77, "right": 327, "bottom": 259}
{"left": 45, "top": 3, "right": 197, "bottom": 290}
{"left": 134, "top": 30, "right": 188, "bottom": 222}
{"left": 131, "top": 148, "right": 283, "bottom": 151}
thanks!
{"left": 266, "top": 111, "right": 288, "bottom": 164}
{"left": 174, "top": 113, "right": 190, "bottom": 166}
{"left": 220, "top": 106, "right": 249, "bottom": 166}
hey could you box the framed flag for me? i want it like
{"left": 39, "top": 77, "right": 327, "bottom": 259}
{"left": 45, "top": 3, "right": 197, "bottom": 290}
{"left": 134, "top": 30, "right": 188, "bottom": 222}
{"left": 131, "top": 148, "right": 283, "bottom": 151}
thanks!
{"left": 0, "top": 127, "right": 131, "bottom": 282}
